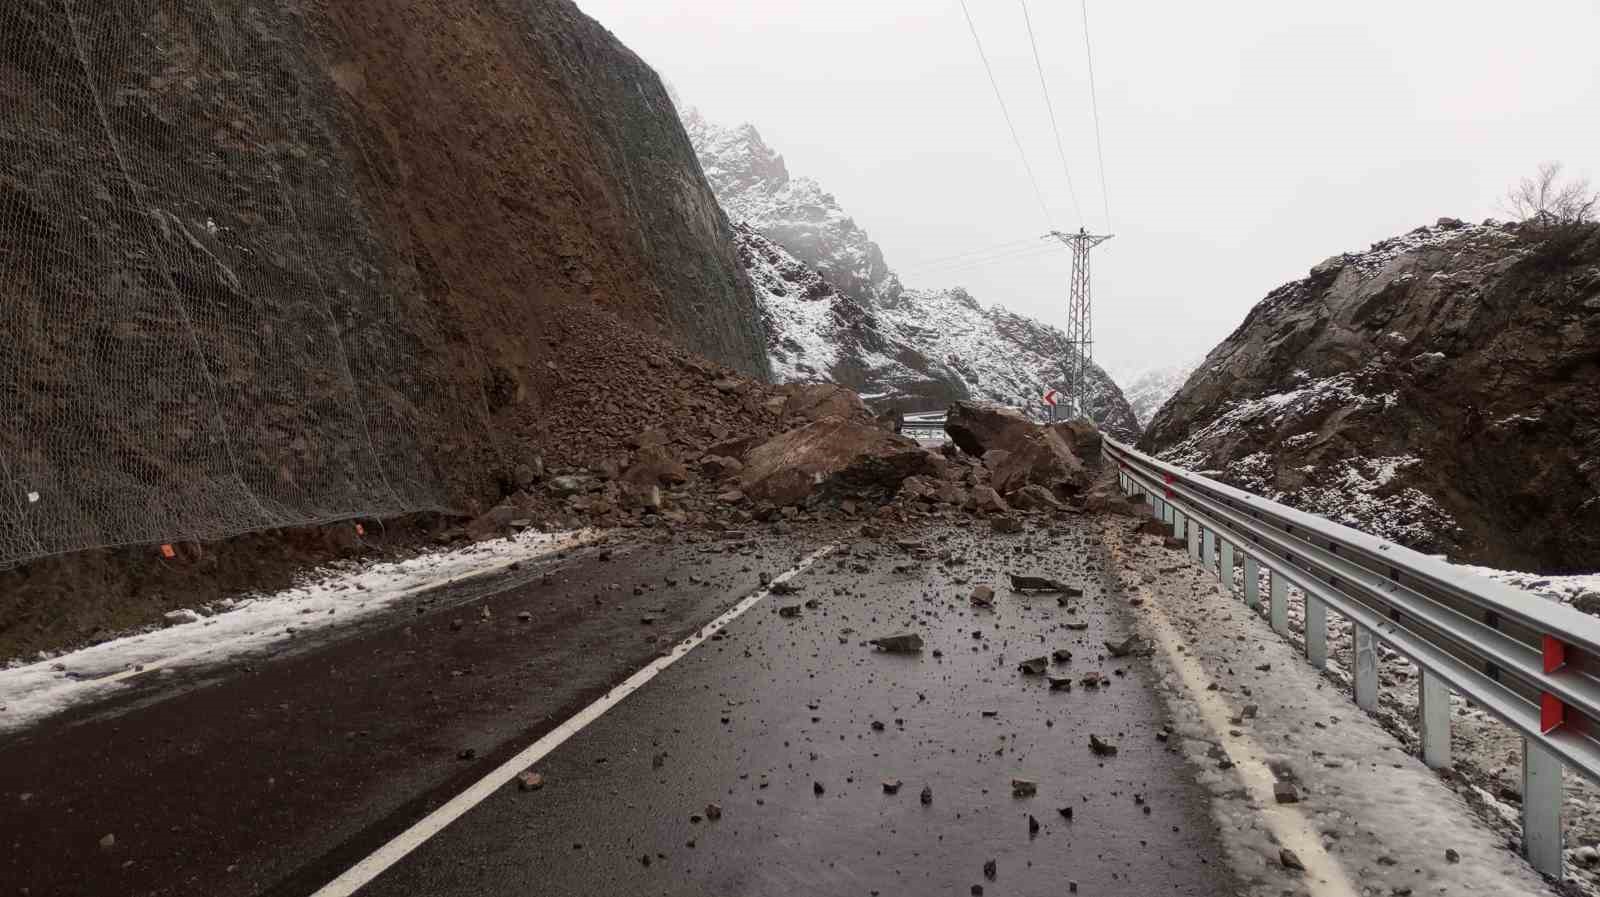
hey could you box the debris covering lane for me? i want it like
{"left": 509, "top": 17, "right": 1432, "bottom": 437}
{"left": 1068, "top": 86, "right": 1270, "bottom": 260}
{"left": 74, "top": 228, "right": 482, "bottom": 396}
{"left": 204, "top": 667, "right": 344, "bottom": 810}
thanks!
{"left": 356, "top": 518, "right": 1237, "bottom": 896}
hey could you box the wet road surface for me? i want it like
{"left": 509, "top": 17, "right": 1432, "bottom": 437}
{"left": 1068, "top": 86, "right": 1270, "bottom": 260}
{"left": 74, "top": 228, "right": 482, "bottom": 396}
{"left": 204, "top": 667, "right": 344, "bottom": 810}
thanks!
{"left": 354, "top": 518, "right": 1237, "bottom": 896}
{"left": 0, "top": 532, "right": 819, "bottom": 897}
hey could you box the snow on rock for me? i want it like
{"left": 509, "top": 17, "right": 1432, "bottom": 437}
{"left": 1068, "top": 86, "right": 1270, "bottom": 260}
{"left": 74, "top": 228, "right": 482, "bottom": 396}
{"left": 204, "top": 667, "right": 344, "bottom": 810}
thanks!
{"left": 0, "top": 529, "right": 594, "bottom": 734}
{"left": 685, "top": 102, "right": 1140, "bottom": 438}
{"left": 1121, "top": 360, "right": 1199, "bottom": 428}
{"left": 1143, "top": 218, "right": 1600, "bottom": 569}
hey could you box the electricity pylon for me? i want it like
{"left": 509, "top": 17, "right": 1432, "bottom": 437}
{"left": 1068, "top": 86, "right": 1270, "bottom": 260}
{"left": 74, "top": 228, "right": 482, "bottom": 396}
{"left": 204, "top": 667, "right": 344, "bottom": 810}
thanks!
{"left": 1044, "top": 228, "right": 1113, "bottom": 418}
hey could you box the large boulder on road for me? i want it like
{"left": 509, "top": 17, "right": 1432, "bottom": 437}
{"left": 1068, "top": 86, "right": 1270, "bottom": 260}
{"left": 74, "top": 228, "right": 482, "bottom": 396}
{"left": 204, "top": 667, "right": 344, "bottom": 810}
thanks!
{"left": 948, "top": 402, "right": 1095, "bottom": 497}
{"left": 741, "top": 416, "right": 935, "bottom": 505}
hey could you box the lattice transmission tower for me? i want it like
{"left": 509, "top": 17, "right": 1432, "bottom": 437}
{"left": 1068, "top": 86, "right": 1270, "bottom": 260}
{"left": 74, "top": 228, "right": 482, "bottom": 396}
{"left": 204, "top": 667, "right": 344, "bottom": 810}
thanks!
{"left": 1045, "top": 228, "right": 1113, "bottom": 417}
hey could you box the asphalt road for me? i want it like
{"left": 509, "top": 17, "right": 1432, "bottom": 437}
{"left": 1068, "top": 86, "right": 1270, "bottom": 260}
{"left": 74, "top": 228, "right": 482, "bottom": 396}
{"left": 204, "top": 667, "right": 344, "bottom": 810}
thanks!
{"left": 353, "top": 517, "right": 1236, "bottom": 897}
{"left": 2, "top": 516, "right": 1237, "bottom": 896}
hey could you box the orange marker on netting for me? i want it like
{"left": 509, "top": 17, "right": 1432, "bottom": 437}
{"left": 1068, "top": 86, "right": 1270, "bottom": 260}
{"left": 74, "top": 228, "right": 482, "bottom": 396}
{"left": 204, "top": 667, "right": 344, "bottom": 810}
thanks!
{"left": 355, "top": 524, "right": 366, "bottom": 536}
{"left": 160, "top": 544, "right": 176, "bottom": 559}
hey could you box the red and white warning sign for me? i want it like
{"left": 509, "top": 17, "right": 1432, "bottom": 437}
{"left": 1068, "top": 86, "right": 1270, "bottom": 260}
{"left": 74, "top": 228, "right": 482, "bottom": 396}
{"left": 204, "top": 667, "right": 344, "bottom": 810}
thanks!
{"left": 1042, "top": 388, "right": 1059, "bottom": 407}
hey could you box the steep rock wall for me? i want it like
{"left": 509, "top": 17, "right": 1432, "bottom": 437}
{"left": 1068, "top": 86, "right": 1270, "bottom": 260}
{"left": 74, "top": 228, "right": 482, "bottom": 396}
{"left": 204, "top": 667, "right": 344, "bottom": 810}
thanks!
{"left": 0, "top": 0, "right": 766, "bottom": 564}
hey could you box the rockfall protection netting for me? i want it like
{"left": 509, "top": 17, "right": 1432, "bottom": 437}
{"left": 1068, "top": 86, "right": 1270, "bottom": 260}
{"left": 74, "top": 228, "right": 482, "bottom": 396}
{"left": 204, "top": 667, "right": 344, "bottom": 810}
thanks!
{"left": 0, "top": 1, "right": 462, "bottom": 565}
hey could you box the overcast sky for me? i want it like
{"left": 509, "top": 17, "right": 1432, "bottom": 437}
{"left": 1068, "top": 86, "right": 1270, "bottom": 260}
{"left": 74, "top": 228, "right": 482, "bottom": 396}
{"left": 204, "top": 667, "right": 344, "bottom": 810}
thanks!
{"left": 576, "top": 0, "right": 1599, "bottom": 380}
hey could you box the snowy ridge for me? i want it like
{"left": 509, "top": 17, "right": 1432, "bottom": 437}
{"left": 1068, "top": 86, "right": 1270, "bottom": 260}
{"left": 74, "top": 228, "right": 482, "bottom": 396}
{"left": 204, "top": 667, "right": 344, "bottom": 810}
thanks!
{"left": 1121, "top": 360, "right": 1199, "bottom": 427}
{"left": 684, "top": 103, "right": 1139, "bottom": 437}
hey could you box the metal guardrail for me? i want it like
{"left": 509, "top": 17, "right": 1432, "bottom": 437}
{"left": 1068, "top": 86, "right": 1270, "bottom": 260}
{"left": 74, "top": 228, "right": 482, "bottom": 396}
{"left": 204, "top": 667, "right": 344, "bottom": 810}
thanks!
{"left": 1105, "top": 436, "right": 1600, "bottom": 878}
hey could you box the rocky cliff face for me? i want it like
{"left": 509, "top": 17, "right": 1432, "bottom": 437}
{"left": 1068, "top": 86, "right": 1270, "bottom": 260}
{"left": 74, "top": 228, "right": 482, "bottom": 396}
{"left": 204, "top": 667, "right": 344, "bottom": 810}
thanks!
{"left": 0, "top": 0, "right": 767, "bottom": 563}
{"left": 1143, "top": 219, "right": 1600, "bottom": 572}
{"left": 684, "top": 105, "right": 1138, "bottom": 439}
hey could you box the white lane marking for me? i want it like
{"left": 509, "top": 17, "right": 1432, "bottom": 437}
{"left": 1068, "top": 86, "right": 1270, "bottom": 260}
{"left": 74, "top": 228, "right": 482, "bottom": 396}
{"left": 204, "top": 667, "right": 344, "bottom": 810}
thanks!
{"left": 311, "top": 542, "right": 838, "bottom": 897}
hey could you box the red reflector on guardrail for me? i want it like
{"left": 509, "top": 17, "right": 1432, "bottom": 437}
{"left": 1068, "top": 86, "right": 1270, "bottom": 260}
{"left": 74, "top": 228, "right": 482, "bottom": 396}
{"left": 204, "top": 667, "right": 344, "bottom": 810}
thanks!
{"left": 1542, "top": 635, "right": 1568, "bottom": 734}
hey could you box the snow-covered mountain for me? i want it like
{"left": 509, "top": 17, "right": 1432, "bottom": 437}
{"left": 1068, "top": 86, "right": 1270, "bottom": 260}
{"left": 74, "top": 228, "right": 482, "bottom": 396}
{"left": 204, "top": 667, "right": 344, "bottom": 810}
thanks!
{"left": 1121, "top": 361, "right": 1199, "bottom": 428}
{"left": 684, "top": 105, "right": 1139, "bottom": 438}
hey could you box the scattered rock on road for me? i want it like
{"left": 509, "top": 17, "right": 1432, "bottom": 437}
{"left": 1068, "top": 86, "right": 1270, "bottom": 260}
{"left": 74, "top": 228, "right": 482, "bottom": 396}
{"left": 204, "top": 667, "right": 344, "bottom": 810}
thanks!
{"left": 1018, "top": 657, "right": 1048, "bottom": 676}
{"left": 1089, "top": 734, "right": 1118, "bottom": 756}
{"left": 970, "top": 585, "right": 995, "bottom": 608}
{"left": 517, "top": 771, "right": 544, "bottom": 792}
{"left": 870, "top": 633, "right": 925, "bottom": 653}
{"left": 1279, "top": 847, "right": 1306, "bottom": 872}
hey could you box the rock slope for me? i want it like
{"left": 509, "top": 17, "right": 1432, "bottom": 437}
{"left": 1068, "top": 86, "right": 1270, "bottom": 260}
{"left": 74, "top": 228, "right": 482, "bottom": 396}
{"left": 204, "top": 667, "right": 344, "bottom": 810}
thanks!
{"left": 684, "top": 105, "right": 1138, "bottom": 438}
{"left": 0, "top": 0, "right": 768, "bottom": 566}
{"left": 1142, "top": 219, "right": 1600, "bottom": 571}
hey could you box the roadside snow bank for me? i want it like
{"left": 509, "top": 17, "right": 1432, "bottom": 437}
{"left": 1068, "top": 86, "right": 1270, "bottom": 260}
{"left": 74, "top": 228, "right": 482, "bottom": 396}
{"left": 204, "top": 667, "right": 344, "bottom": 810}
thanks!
{"left": 0, "top": 529, "right": 596, "bottom": 734}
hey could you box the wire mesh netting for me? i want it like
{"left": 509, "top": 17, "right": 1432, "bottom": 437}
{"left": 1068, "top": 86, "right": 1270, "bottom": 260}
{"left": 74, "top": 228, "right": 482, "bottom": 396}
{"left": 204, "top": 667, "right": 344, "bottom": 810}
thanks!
{"left": 0, "top": 0, "right": 468, "bottom": 565}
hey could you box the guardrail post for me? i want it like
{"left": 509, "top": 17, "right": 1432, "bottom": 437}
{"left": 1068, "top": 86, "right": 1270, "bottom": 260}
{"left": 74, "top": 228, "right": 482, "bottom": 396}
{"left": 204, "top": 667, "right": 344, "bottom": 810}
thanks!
{"left": 1522, "top": 738, "right": 1564, "bottom": 877}
{"left": 1353, "top": 623, "right": 1378, "bottom": 711}
{"left": 1202, "top": 529, "right": 1215, "bottom": 574}
{"left": 1304, "top": 593, "right": 1327, "bottom": 668}
{"left": 1243, "top": 556, "right": 1260, "bottom": 610}
{"left": 1418, "top": 668, "right": 1451, "bottom": 769}
{"left": 1219, "top": 540, "right": 1235, "bottom": 591}
{"left": 1188, "top": 520, "right": 1200, "bottom": 561}
{"left": 1173, "top": 510, "right": 1186, "bottom": 539}
{"left": 1269, "top": 570, "right": 1289, "bottom": 636}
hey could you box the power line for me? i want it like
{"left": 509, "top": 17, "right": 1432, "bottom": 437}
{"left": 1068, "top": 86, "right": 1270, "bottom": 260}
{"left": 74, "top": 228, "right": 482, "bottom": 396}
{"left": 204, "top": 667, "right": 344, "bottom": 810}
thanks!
{"left": 958, "top": 0, "right": 1053, "bottom": 229}
{"left": 1019, "top": 0, "right": 1083, "bottom": 227}
{"left": 900, "top": 236, "right": 1040, "bottom": 269}
{"left": 912, "top": 239, "right": 1058, "bottom": 272}
{"left": 1080, "top": 0, "right": 1111, "bottom": 230}
{"left": 904, "top": 241, "right": 1066, "bottom": 278}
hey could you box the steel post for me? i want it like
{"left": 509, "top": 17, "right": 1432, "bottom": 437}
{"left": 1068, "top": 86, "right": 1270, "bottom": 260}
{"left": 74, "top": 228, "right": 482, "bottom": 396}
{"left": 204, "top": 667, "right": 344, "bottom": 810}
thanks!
{"left": 1173, "top": 511, "right": 1185, "bottom": 539}
{"left": 1270, "top": 572, "right": 1289, "bottom": 637}
{"left": 1188, "top": 521, "right": 1200, "bottom": 561}
{"left": 1353, "top": 623, "right": 1378, "bottom": 711}
{"left": 1305, "top": 593, "right": 1327, "bottom": 668}
{"left": 1522, "top": 737, "right": 1564, "bottom": 878}
{"left": 1243, "top": 556, "right": 1260, "bottom": 610}
{"left": 1219, "top": 541, "right": 1234, "bottom": 590}
{"left": 1418, "top": 668, "right": 1451, "bottom": 769}
{"left": 1202, "top": 529, "right": 1215, "bottom": 574}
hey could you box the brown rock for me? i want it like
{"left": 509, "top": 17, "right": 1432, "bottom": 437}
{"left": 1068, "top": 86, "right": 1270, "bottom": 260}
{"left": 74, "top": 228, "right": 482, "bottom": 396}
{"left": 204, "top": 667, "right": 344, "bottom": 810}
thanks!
{"left": 699, "top": 455, "right": 744, "bottom": 479}
{"left": 741, "top": 417, "right": 932, "bottom": 506}
{"left": 781, "top": 383, "right": 869, "bottom": 422}
{"left": 623, "top": 445, "right": 689, "bottom": 486}
{"left": 1010, "top": 483, "right": 1064, "bottom": 510}
{"left": 970, "top": 485, "right": 1010, "bottom": 514}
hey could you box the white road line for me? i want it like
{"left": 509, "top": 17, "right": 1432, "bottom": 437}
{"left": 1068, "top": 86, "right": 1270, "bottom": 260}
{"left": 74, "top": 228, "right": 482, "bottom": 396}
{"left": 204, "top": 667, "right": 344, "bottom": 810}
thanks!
{"left": 310, "top": 542, "right": 838, "bottom": 897}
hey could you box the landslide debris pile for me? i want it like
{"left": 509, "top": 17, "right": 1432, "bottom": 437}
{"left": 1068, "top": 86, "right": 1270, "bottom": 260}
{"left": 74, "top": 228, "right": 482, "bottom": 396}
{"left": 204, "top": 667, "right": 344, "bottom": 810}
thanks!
{"left": 681, "top": 104, "right": 1139, "bottom": 437}
{"left": 1143, "top": 219, "right": 1600, "bottom": 571}
{"left": 0, "top": 0, "right": 765, "bottom": 566}
{"left": 471, "top": 394, "right": 1122, "bottom": 538}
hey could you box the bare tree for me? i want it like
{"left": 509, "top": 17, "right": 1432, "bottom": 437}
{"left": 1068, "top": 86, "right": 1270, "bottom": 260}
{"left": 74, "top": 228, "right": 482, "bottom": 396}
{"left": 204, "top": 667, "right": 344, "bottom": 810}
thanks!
{"left": 1504, "top": 162, "right": 1598, "bottom": 227}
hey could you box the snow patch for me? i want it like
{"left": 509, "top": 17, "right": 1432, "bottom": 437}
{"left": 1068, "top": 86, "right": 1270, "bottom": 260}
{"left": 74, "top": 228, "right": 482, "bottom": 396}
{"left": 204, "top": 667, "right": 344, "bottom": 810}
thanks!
{"left": 0, "top": 529, "right": 596, "bottom": 734}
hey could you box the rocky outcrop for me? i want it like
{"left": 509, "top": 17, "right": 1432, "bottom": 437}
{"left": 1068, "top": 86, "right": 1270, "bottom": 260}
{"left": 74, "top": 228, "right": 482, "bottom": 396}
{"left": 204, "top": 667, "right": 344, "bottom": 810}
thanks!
{"left": 1143, "top": 220, "right": 1600, "bottom": 572}
{"left": 0, "top": 0, "right": 768, "bottom": 564}
{"left": 685, "top": 106, "right": 1139, "bottom": 439}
